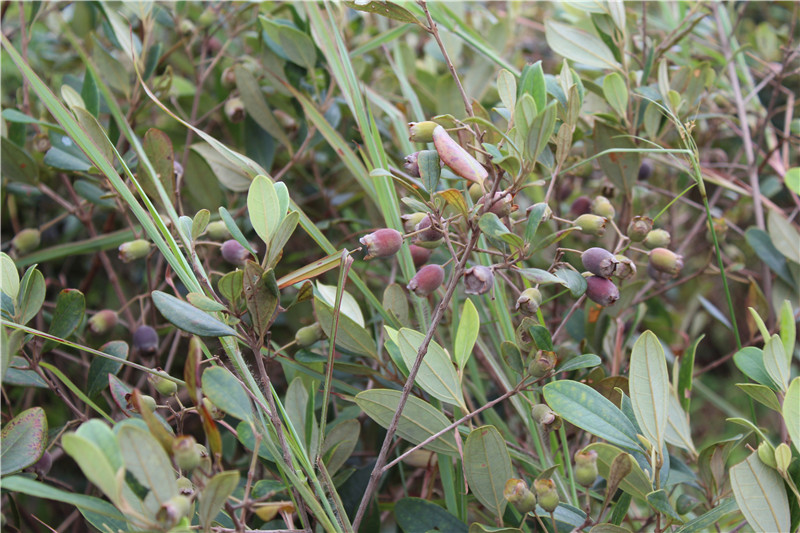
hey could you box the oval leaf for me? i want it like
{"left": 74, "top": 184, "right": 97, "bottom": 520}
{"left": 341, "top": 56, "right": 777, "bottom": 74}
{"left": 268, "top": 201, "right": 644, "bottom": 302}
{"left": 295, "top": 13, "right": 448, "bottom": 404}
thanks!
{"left": 464, "top": 425, "right": 512, "bottom": 518}
{"left": 117, "top": 424, "right": 178, "bottom": 507}
{"left": 0, "top": 406, "right": 48, "bottom": 475}
{"left": 198, "top": 470, "right": 240, "bottom": 529}
{"left": 784, "top": 377, "right": 800, "bottom": 453}
{"left": 152, "top": 290, "right": 238, "bottom": 337}
{"left": 247, "top": 175, "right": 281, "bottom": 247}
{"left": 730, "top": 452, "right": 790, "bottom": 533}
{"left": 629, "top": 331, "right": 669, "bottom": 454}
{"left": 454, "top": 298, "right": 479, "bottom": 370}
{"left": 398, "top": 328, "right": 465, "bottom": 408}
{"left": 202, "top": 366, "right": 253, "bottom": 421}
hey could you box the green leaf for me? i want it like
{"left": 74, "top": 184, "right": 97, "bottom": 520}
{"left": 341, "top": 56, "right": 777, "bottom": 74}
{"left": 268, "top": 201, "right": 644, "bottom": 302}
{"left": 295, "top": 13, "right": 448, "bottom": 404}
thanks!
{"left": 267, "top": 210, "right": 299, "bottom": 268}
{"left": 141, "top": 128, "right": 176, "bottom": 205}
{"left": 394, "top": 497, "right": 467, "bottom": 533}
{"left": 202, "top": 366, "right": 253, "bottom": 421}
{"left": 593, "top": 122, "right": 640, "bottom": 195}
{"left": 674, "top": 499, "right": 738, "bottom": 533}
{"left": 418, "top": 150, "right": 441, "bottom": 193}
{"left": 355, "top": 389, "right": 459, "bottom": 456}
{"left": 0, "top": 406, "right": 47, "bottom": 475}
{"left": 464, "top": 425, "right": 512, "bottom": 518}
{"left": 118, "top": 424, "right": 178, "bottom": 508}
{"left": 516, "top": 267, "right": 563, "bottom": 286}
{"left": 744, "top": 228, "right": 795, "bottom": 286}
{"left": 152, "top": 290, "right": 238, "bottom": 338}
{"left": 543, "top": 380, "right": 641, "bottom": 451}
{"left": 519, "top": 61, "right": 546, "bottom": 115}
{"left": 497, "top": 69, "right": 516, "bottom": 112}
{"left": 523, "top": 203, "right": 548, "bottom": 246}
{"left": 16, "top": 266, "right": 45, "bottom": 325}
{"left": 398, "top": 328, "right": 465, "bottom": 408}
{"left": 545, "top": 20, "right": 621, "bottom": 70}
{"left": 343, "top": 1, "right": 422, "bottom": 26}
{"left": 198, "top": 470, "right": 240, "bottom": 530}
{"left": 192, "top": 142, "right": 252, "bottom": 192}
{"left": 247, "top": 175, "right": 281, "bottom": 247}
{"left": 584, "top": 443, "right": 652, "bottom": 500}
{"left": 778, "top": 300, "right": 796, "bottom": 364}
{"left": 767, "top": 210, "right": 800, "bottom": 264}
{"left": 454, "top": 298, "right": 479, "bottom": 370}
{"left": 646, "top": 489, "right": 683, "bottom": 523}
{"left": 526, "top": 101, "right": 557, "bottom": 162}
{"left": 62, "top": 432, "right": 120, "bottom": 505}
{"left": 186, "top": 292, "right": 226, "bottom": 312}
{"left": 784, "top": 377, "right": 800, "bottom": 453}
{"left": 321, "top": 419, "right": 360, "bottom": 476}
{"left": 557, "top": 353, "right": 601, "bottom": 373}
{"left": 665, "top": 391, "right": 696, "bottom": 454}
{"left": 234, "top": 65, "right": 293, "bottom": 153}
{"left": 733, "top": 346, "right": 778, "bottom": 389}
{"left": 243, "top": 262, "right": 279, "bottom": 340}
{"left": 478, "top": 213, "right": 524, "bottom": 249}
{"left": 677, "top": 335, "right": 702, "bottom": 412}
{"left": 314, "top": 296, "right": 377, "bottom": 358}
{"left": 762, "top": 334, "right": 789, "bottom": 391}
{"left": 42, "top": 289, "right": 85, "bottom": 352}
{"left": 192, "top": 209, "right": 210, "bottom": 241}
{"left": 218, "top": 207, "right": 257, "bottom": 255}
{"left": 40, "top": 362, "right": 113, "bottom": 423}
{"left": 603, "top": 72, "right": 628, "bottom": 118}
{"left": 316, "top": 282, "right": 365, "bottom": 327}
{"left": 87, "top": 340, "right": 129, "bottom": 398}
{"left": 785, "top": 167, "right": 800, "bottom": 195}
{"left": 735, "top": 383, "right": 782, "bottom": 412}
{"left": 1, "top": 137, "right": 39, "bottom": 184}
{"left": 260, "top": 17, "right": 317, "bottom": 71}
{"left": 1, "top": 252, "right": 19, "bottom": 301}
{"left": 629, "top": 331, "right": 668, "bottom": 454}
{"left": 730, "top": 452, "right": 790, "bottom": 533}
{"left": 554, "top": 268, "right": 587, "bottom": 297}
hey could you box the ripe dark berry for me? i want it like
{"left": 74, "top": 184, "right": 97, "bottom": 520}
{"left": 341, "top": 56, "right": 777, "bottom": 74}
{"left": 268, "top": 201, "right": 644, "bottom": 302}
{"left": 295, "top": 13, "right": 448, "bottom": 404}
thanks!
{"left": 221, "top": 239, "right": 250, "bottom": 265}
{"left": 585, "top": 276, "right": 620, "bottom": 307}
{"left": 581, "top": 247, "right": 618, "bottom": 278}
{"left": 133, "top": 325, "right": 159, "bottom": 354}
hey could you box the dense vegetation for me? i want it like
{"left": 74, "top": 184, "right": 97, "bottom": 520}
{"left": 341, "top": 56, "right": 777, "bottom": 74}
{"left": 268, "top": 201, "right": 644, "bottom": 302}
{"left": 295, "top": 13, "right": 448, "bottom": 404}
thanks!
{"left": 1, "top": 2, "right": 799, "bottom": 532}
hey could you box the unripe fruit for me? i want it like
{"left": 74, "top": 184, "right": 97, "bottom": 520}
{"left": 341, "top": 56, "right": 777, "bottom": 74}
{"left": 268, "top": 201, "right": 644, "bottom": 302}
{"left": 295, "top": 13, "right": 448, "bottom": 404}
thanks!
{"left": 177, "top": 476, "right": 195, "bottom": 497}
{"left": 516, "top": 317, "right": 537, "bottom": 352}
{"left": 12, "top": 228, "right": 41, "bottom": 254}
{"left": 148, "top": 369, "right": 178, "bottom": 396}
{"left": 133, "top": 325, "right": 159, "bottom": 354}
{"left": 627, "top": 216, "right": 653, "bottom": 242}
{"left": 643, "top": 229, "right": 671, "bottom": 249}
{"left": 676, "top": 494, "right": 698, "bottom": 515}
{"left": 197, "top": 7, "right": 216, "bottom": 28}
{"left": 401, "top": 449, "right": 438, "bottom": 468}
{"left": 775, "top": 443, "right": 791, "bottom": 474}
{"left": 360, "top": 229, "right": 403, "bottom": 260}
{"left": 414, "top": 214, "right": 442, "bottom": 242}
{"left": 528, "top": 350, "right": 557, "bottom": 378}
{"left": 432, "top": 125, "right": 488, "bottom": 183}
{"left": 487, "top": 192, "right": 513, "bottom": 217}
{"left": 224, "top": 97, "right": 245, "bottom": 123}
{"left": 569, "top": 196, "right": 592, "bottom": 217}
{"left": 531, "top": 404, "right": 561, "bottom": 431}
{"left": 574, "top": 449, "right": 598, "bottom": 487}
{"left": 468, "top": 182, "right": 483, "bottom": 203}
{"left": 403, "top": 152, "right": 420, "bottom": 177}
{"left": 402, "top": 212, "right": 427, "bottom": 233}
{"left": 221, "top": 239, "right": 249, "bottom": 265}
{"left": 591, "top": 196, "right": 615, "bottom": 219}
{"left": 136, "top": 394, "right": 157, "bottom": 412}
{"left": 516, "top": 288, "right": 542, "bottom": 317}
{"left": 585, "top": 276, "right": 620, "bottom": 307}
{"left": 463, "top": 265, "right": 494, "bottom": 295}
{"left": 88, "top": 310, "right": 118, "bottom": 335}
{"left": 179, "top": 19, "right": 196, "bottom": 37}
{"left": 221, "top": 66, "right": 236, "bottom": 87}
{"left": 638, "top": 160, "right": 653, "bottom": 180}
{"left": 408, "top": 121, "right": 439, "bottom": 143}
{"left": 648, "top": 248, "right": 683, "bottom": 277}
{"left": 613, "top": 255, "right": 637, "bottom": 279}
{"left": 504, "top": 479, "right": 537, "bottom": 514}
{"left": 273, "top": 109, "right": 297, "bottom": 131}
{"left": 581, "top": 247, "right": 618, "bottom": 278}
{"left": 407, "top": 264, "right": 445, "bottom": 297}
{"left": 757, "top": 441, "right": 777, "bottom": 468}
{"left": 573, "top": 214, "right": 607, "bottom": 236}
{"left": 533, "top": 478, "right": 559, "bottom": 512}
{"left": 157, "top": 495, "right": 191, "bottom": 528}
{"left": 206, "top": 220, "right": 230, "bottom": 240}
{"left": 172, "top": 435, "right": 201, "bottom": 471}
{"left": 295, "top": 323, "right": 324, "bottom": 348}
{"left": 118, "top": 239, "right": 151, "bottom": 262}
{"left": 409, "top": 244, "right": 432, "bottom": 268}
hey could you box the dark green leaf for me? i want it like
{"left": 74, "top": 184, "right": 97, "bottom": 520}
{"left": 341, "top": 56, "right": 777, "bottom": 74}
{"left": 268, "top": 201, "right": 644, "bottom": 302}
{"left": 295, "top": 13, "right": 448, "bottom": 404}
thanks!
{"left": 236, "top": 421, "right": 274, "bottom": 461}
{"left": 198, "top": 471, "right": 240, "bottom": 529}
{"left": 152, "top": 290, "right": 238, "bottom": 337}
{"left": 526, "top": 101, "right": 556, "bottom": 162}
{"left": 74, "top": 179, "right": 116, "bottom": 209}
{"left": 593, "top": 122, "right": 639, "bottom": 195}
{"left": 733, "top": 346, "right": 778, "bottom": 389}
{"left": 0, "top": 406, "right": 47, "bottom": 474}
{"left": 530, "top": 325, "right": 554, "bottom": 351}
{"left": 464, "top": 426, "right": 512, "bottom": 518}
{"left": 545, "top": 20, "right": 620, "bottom": 70}
{"left": 80, "top": 68, "right": 99, "bottom": 117}
{"left": 202, "top": 366, "right": 253, "bottom": 421}
{"left": 141, "top": 128, "right": 176, "bottom": 205}
{"left": 314, "top": 297, "right": 377, "bottom": 359}
{"left": 344, "top": 1, "right": 422, "bottom": 26}
{"left": 394, "top": 497, "right": 467, "bottom": 533}
{"left": 554, "top": 268, "right": 587, "bottom": 297}
{"left": 523, "top": 202, "right": 548, "bottom": 246}
{"left": 647, "top": 489, "right": 683, "bottom": 523}
{"left": 478, "top": 213, "right": 524, "bottom": 248}
{"left": 745, "top": 228, "right": 795, "bottom": 287}
{"left": 43, "top": 289, "right": 85, "bottom": 352}
{"left": 16, "top": 266, "right": 45, "bottom": 325}
{"left": 1, "top": 137, "right": 39, "bottom": 184}
{"left": 418, "top": 150, "right": 441, "bottom": 193}
{"left": 86, "top": 340, "right": 128, "bottom": 398}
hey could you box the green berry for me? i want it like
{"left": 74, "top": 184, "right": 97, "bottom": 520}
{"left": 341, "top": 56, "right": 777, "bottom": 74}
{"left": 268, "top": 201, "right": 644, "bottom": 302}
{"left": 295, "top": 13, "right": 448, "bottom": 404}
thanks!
{"left": 172, "top": 435, "right": 201, "bottom": 471}
{"left": 148, "top": 369, "right": 178, "bottom": 396}
{"left": 88, "top": 310, "right": 118, "bottom": 335}
{"left": 12, "top": 228, "right": 41, "bottom": 254}
{"left": 206, "top": 220, "right": 230, "bottom": 240}
{"left": 591, "top": 196, "right": 615, "bottom": 219}
{"left": 643, "top": 229, "right": 671, "bottom": 249}
{"left": 295, "top": 323, "right": 324, "bottom": 348}
{"left": 516, "top": 288, "right": 543, "bottom": 317}
{"left": 533, "top": 478, "right": 559, "bottom": 512}
{"left": 504, "top": 479, "right": 537, "bottom": 514}
{"left": 648, "top": 248, "right": 683, "bottom": 277}
{"left": 118, "top": 239, "right": 151, "bottom": 262}
{"left": 574, "top": 449, "right": 598, "bottom": 487}
{"left": 157, "top": 495, "right": 191, "bottom": 528}
{"left": 573, "top": 214, "right": 607, "bottom": 236}
{"left": 627, "top": 216, "right": 653, "bottom": 242}
{"left": 408, "top": 121, "right": 439, "bottom": 143}
{"left": 528, "top": 350, "right": 557, "bottom": 378}
{"left": 757, "top": 441, "right": 777, "bottom": 468}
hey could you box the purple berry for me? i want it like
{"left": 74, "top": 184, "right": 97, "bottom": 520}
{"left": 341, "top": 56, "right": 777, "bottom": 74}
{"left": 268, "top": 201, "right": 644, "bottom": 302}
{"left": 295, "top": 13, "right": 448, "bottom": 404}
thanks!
{"left": 360, "top": 228, "right": 403, "bottom": 260}
{"left": 569, "top": 196, "right": 592, "bottom": 216}
{"left": 409, "top": 244, "right": 432, "bottom": 267}
{"left": 403, "top": 152, "right": 420, "bottom": 177}
{"left": 581, "top": 247, "right": 618, "bottom": 278}
{"left": 407, "top": 264, "right": 445, "bottom": 297}
{"left": 133, "top": 325, "right": 159, "bottom": 354}
{"left": 585, "top": 276, "right": 620, "bottom": 307}
{"left": 221, "top": 239, "right": 250, "bottom": 265}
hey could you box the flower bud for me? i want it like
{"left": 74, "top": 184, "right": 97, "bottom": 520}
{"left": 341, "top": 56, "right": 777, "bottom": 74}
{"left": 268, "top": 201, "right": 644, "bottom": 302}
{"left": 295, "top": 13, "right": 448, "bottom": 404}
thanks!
{"left": 224, "top": 97, "right": 245, "bottom": 123}
{"left": 591, "top": 196, "right": 615, "bottom": 219}
{"left": 408, "top": 121, "right": 439, "bottom": 143}
{"left": 409, "top": 244, "right": 432, "bottom": 267}
{"left": 133, "top": 325, "right": 159, "bottom": 354}
{"left": 643, "top": 229, "right": 671, "bottom": 249}
{"left": 504, "top": 479, "right": 537, "bottom": 514}
{"left": 531, "top": 404, "right": 561, "bottom": 431}
{"left": 648, "top": 248, "right": 683, "bottom": 277}
{"left": 757, "top": 441, "right": 777, "bottom": 468}
{"left": 202, "top": 397, "right": 224, "bottom": 420}
{"left": 581, "top": 247, "right": 618, "bottom": 278}
{"left": 118, "top": 239, "right": 151, "bottom": 262}
{"left": 573, "top": 214, "right": 607, "bottom": 236}
{"left": 463, "top": 265, "right": 494, "bottom": 295}
{"left": 295, "top": 323, "right": 324, "bottom": 348}
{"left": 676, "top": 494, "right": 698, "bottom": 515}
{"left": 407, "top": 264, "right": 445, "bottom": 297}
{"left": 574, "top": 449, "right": 598, "bottom": 487}
{"left": 569, "top": 196, "right": 592, "bottom": 217}
{"left": 585, "top": 276, "right": 619, "bottom": 307}
{"left": 487, "top": 192, "right": 513, "bottom": 217}
{"left": 528, "top": 350, "right": 557, "bottom": 378}
{"left": 12, "top": 228, "right": 41, "bottom": 254}
{"left": 148, "top": 369, "right": 178, "bottom": 396}
{"left": 533, "top": 478, "right": 559, "bottom": 512}
{"left": 172, "top": 435, "right": 201, "bottom": 471}
{"left": 88, "top": 310, "right": 118, "bottom": 335}
{"left": 360, "top": 228, "right": 403, "bottom": 260}
{"left": 638, "top": 160, "right": 652, "bottom": 181}
{"left": 402, "top": 212, "right": 427, "bottom": 233}
{"left": 157, "top": 495, "right": 191, "bottom": 528}
{"left": 516, "top": 288, "right": 542, "bottom": 317}
{"left": 206, "top": 220, "right": 230, "bottom": 240}
{"left": 403, "top": 152, "right": 420, "bottom": 177}
{"left": 626, "top": 216, "right": 653, "bottom": 242}
{"left": 221, "top": 239, "right": 250, "bottom": 265}
{"left": 613, "top": 255, "right": 637, "bottom": 279}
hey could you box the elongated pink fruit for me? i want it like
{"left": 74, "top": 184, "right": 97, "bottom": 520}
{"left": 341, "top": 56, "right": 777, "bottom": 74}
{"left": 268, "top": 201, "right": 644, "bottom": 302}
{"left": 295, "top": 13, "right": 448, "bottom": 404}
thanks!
{"left": 432, "top": 125, "right": 488, "bottom": 183}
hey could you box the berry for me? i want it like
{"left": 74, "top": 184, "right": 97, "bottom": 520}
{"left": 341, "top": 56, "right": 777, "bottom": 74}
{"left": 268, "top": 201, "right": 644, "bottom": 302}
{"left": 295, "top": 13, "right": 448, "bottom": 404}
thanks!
{"left": 172, "top": 435, "right": 201, "bottom": 471}
{"left": 403, "top": 152, "right": 420, "bottom": 177}
{"left": 516, "top": 288, "right": 542, "bottom": 317}
{"left": 648, "top": 248, "right": 683, "bottom": 277}
{"left": 414, "top": 214, "right": 443, "bottom": 249}
{"left": 407, "top": 264, "right": 444, "bottom": 297}
{"left": 638, "top": 160, "right": 653, "bottom": 180}
{"left": 88, "top": 310, "right": 118, "bottom": 335}
{"left": 504, "top": 479, "right": 537, "bottom": 514}
{"left": 643, "top": 229, "right": 671, "bottom": 249}
{"left": 531, "top": 404, "right": 561, "bottom": 431}
{"left": 360, "top": 229, "right": 403, "bottom": 260}
{"left": 206, "top": 220, "right": 230, "bottom": 240}
{"left": 133, "top": 325, "right": 159, "bottom": 354}
{"left": 585, "top": 276, "right": 620, "bottom": 307}
{"left": 409, "top": 244, "right": 432, "bottom": 267}
{"left": 156, "top": 495, "right": 191, "bottom": 528}
{"left": 463, "top": 265, "right": 494, "bottom": 295}
{"left": 408, "top": 121, "right": 439, "bottom": 143}
{"left": 613, "top": 254, "right": 637, "bottom": 279}
{"left": 295, "top": 323, "right": 324, "bottom": 347}
{"left": 574, "top": 449, "right": 598, "bottom": 487}
{"left": 573, "top": 214, "right": 607, "bottom": 236}
{"left": 646, "top": 263, "right": 674, "bottom": 283}
{"left": 402, "top": 212, "right": 426, "bottom": 233}
{"left": 591, "top": 195, "right": 615, "bottom": 219}
{"left": 118, "top": 239, "right": 151, "bottom": 262}
{"left": 528, "top": 350, "right": 557, "bottom": 378}
{"left": 148, "top": 369, "right": 178, "bottom": 396}
{"left": 12, "top": 228, "right": 41, "bottom": 254}
{"left": 486, "top": 192, "right": 513, "bottom": 217}
{"left": 581, "top": 247, "right": 618, "bottom": 278}
{"left": 533, "top": 478, "right": 559, "bottom": 512}
{"left": 224, "top": 97, "right": 245, "bottom": 123}
{"left": 221, "top": 239, "right": 250, "bottom": 265}
{"left": 626, "top": 216, "right": 653, "bottom": 242}
{"left": 569, "top": 196, "right": 592, "bottom": 216}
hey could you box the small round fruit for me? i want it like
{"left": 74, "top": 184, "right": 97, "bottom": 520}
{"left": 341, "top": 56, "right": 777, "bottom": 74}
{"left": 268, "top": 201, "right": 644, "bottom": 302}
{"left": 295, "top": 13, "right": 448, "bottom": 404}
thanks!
{"left": 573, "top": 214, "right": 607, "bottom": 236}
{"left": 581, "top": 247, "right": 618, "bottom": 278}
{"left": 643, "top": 229, "right": 671, "bottom": 249}
{"left": 172, "top": 435, "right": 201, "bottom": 471}
{"left": 627, "top": 216, "right": 653, "bottom": 242}
{"left": 360, "top": 229, "right": 403, "bottom": 260}
{"left": 206, "top": 220, "right": 230, "bottom": 240}
{"left": 88, "top": 310, "right": 118, "bottom": 335}
{"left": 591, "top": 196, "right": 615, "bottom": 219}
{"left": 12, "top": 228, "right": 41, "bottom": 254}
{"left": 295, "top": 323, "right": 324, "bottom": 348}
{"left": 638, "top": 160, "right": 653, "bottom": 180}
{"left": 407, "top": 264, "right": 444, "bottom": 297}
{"left": 463, "top": 265, "right": 494, "bottom": 295}
{"left": 408, "top": 121, "right": 439, "bottom": 143}
{"left": 533, "top": 478, "right": 559, "bottom": 512}
{"left": 133, "top": 325, "right": 159, "bottom": 354}
{"left": 515, "top": 288, "right": 543, "bottom": 317}
{"left": 569, "top": 196, "right": 592, "bottom": 217}
{"left": 118, "top": 239, "right": 151, "bottom": 262}
{"left": 648, "top": 248, "right": 683, "bottom": 277}
{"left": 221, "top": 239, "right": 250, "bottom": 265}
{"left": 409, "top": 244, "right": 433, "bottom": 268}
{"left": 148, "top": 369, "right": 178, "bottom": 396}
{"left": 224, "top": 97, "right": 245, "bottom": 123}
{"left": 585, "top": 276, "right": 620, "bottom": 307}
